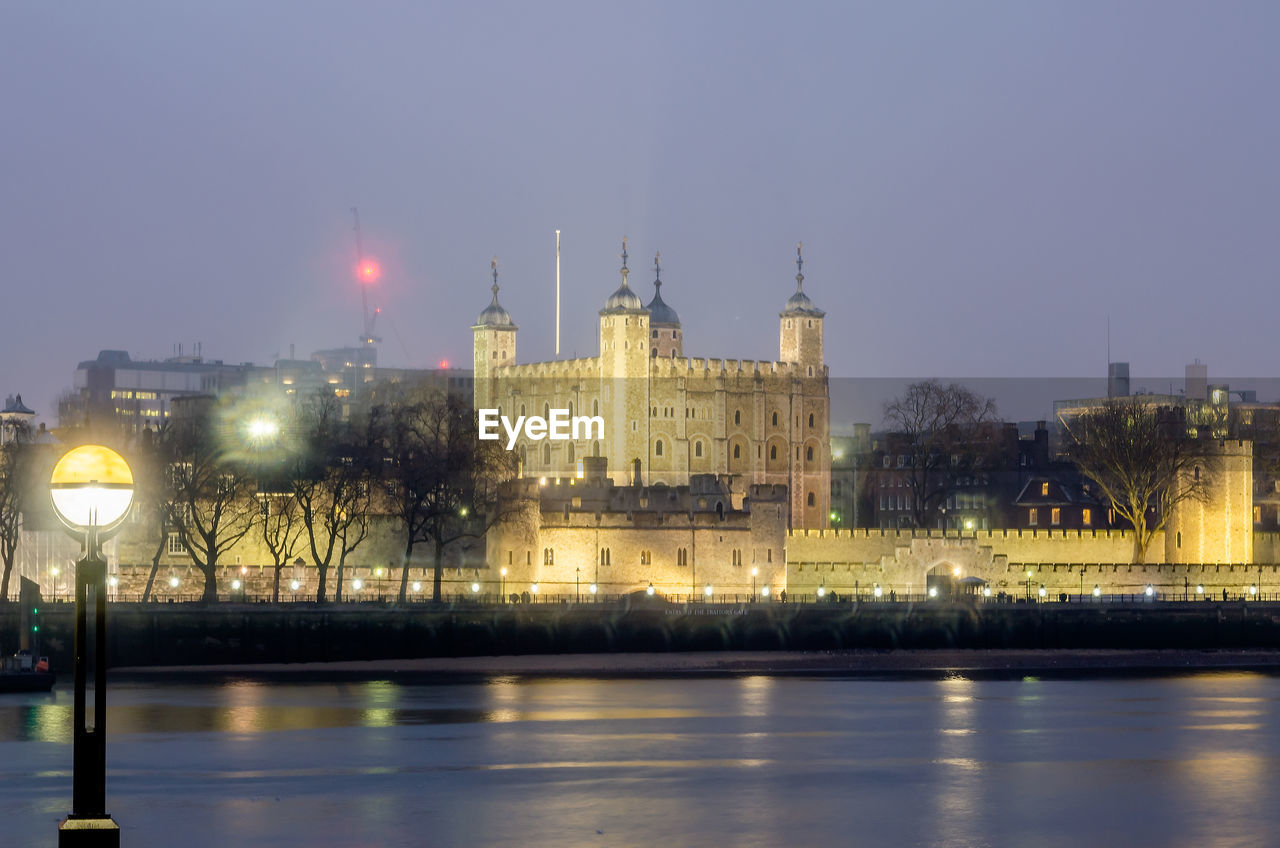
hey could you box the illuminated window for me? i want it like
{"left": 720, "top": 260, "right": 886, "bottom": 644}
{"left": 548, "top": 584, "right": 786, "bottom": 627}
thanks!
{"left": 167, "top": 533, "right": 185, "bottom": 555}
{"left": 639, "top": 550, "right": 649, "bottom": 565}
{"left": 1041, "top": 482, "right": 1050, "bottom": 496}
{"left": 1051, "top": 508, "right": 1061, "bottom": 525}
{"left": 1082, "top": 508, "right": 1092, "bottom": 526}
{"left": 1255, "top": 506, "right": 1262, "bottom": 524}
{"left": 1029, "top": 508, "right": 1038, "bottom": 526}
{"left": 543, "top": 548, "right": 554, "bottom": 565}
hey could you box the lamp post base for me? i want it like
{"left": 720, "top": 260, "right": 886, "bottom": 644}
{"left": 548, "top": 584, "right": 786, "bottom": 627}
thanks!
{"left": 58, "top": 816, "right": 120, "bottom": 847}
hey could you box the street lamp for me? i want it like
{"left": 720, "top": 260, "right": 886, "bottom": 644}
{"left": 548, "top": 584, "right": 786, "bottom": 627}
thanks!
{"left": 816, "top": 582, "right": 825, "bottom": 599}
{"left": 751, "top": 566, "right": 758, "bottom": 598}
{"left": 49, "top": 444, "right": 135, "bottom": 845}
{"left": 1196, "top": 583, "right": 1204, "bottom": 597}
{"left": 873, "top": 584, "right": 882, "bottom": 599}
{"left": 1038, "top": 584, "right": 1047, "bottom": 599}
{"left": 1026, "top": 569, "right": 1033, "bottom": 601}
{"left": 500, "top": 566, "right": 508, "bottom": 601}
{"left": 1144, "top": 584, "right": 1154, "bottom": 598}
{"left": 1092, "top": 584, "right": 1101, "bottom": 599}
{"left": 705, "top": 583, "right": 713, "bottom": 599}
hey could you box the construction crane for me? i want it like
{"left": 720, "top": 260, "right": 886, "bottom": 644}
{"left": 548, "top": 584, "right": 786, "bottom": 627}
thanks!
{"left": 352, "top": 206, "right": 382, "bottom": 347}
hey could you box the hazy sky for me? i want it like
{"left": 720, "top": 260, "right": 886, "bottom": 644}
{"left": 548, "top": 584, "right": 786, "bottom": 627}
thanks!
{"left": 3, "top": 2, "right": 1278, "bottom": 422}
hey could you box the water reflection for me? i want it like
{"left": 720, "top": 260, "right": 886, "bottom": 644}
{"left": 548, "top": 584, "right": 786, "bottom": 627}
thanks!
{"left": 6, "top": 673, "right": 1280, "bottom": 847}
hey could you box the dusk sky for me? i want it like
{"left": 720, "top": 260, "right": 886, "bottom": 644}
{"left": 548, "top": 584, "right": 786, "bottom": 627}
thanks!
{"left": 3, "top": 2, "right": 1278, "bottom": 423}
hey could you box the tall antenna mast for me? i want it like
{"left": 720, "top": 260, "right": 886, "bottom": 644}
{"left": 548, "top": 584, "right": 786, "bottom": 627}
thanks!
{"left": 555, "top": 229, "right": 561, "bottom": 357}
{"left": 352, "top": 207, "right": 381, "bottom": 347}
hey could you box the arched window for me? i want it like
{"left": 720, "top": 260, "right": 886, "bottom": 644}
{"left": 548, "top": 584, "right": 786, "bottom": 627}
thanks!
{"left": 520, "top": 404, "right": 526, "bottom": 417}
{"left": 715, "top": 501, "right": 724, "bottom": 520}
{"left": 601, "top": 548, "right": 611, "bottom": 566}
{"left": 770, "top": 445, "right": 777, "bottom": 460}
{"left": 543, "top": 403, "right": 550, "bottom": 419}
{"left": 542, "top": 443, "right": 551, "bottom": 464}
{"left": 694, "top": 441, "right": 703, "bottom": 458}
{"left": 808, "top": 413, "right": 815, "bottom": 428}
{"left": 771, "top": 412, "right": 778, "bottom": 426}
{"left": 807, "top": 492, "right": 816, "bottom": 507}
{"left": 591, "top": 440, "right": 600, "bottom": 456}
{"left": 593, "top": 399, "right": 599, "bottom": 416}
{"left": 543, "top": 548, "right": 554, "bottom": 565}
{"left": 655, "top": 439, "right": 664, "bottom": 457}
{"left": 806, "top": 446, "right": 814, "bottom": 461}
{"left": 567, "top": 442, "right": 575, "bottom": 462}
{"left": 733, "top": 445, "right": 741, "bottom": 459}
{"left": 734, "top": 410, "right": 741, "bottom": 426}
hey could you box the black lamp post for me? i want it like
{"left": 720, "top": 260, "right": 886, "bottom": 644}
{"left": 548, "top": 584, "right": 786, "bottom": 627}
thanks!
{"left": 50, "top": 444, "right": 135, "bottom": 847}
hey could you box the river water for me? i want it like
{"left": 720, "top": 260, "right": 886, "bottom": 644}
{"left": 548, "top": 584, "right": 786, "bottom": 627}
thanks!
{"left": 2, "top": 670, "right": 1280, "bottom": 847}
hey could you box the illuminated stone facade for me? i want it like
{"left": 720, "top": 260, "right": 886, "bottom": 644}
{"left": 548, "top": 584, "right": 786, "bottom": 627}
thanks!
{"left": 473, "top": 242, "right": 830, "bottom": 531}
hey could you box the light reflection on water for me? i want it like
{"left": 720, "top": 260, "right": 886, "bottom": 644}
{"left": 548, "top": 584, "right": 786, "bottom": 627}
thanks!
{"left": 3, "top": 672, "right": 1280, "bottom": 847}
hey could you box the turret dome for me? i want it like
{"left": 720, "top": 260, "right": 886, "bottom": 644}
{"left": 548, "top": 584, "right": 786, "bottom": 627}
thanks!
{"left": 645, "top": 252, "right": 680, "bottom": 325}
{"left": 601, "top": 238, "right": 646, "bottom": 313}
{"left": 473, "top": 258, "right": 517, "bottom": 329}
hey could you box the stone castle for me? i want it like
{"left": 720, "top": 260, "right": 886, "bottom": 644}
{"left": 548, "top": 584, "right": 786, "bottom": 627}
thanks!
{"left": 472, "top": 241, "right": 831, "bottom": 530}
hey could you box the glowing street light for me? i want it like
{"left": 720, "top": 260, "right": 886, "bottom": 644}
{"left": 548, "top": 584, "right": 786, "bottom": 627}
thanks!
{"left": 412, "top": 581, "right": 421, "bottom": 592}
{"left": 471, "top": 582, "right": 480, "bottom": 593}
{"left": 705, "top": 583, "right": 713, "bottom": 597}
{"left": 873, "top": 584, "right": 882, "bottom": 599}
{"left": 1038, "top": 584, "right": 1047, "bottom": 599}
{"left": 169, "top": 577, "right": 179, "bottom": 589}
{"left": 232, "top": 579, "right": 242, "bottom": 591}
{"left": 352, "top": 579, "right": 363, "bottom": 592}
{"left": 928, "top": 586, "right": 938, "bottom": 598}
{"left": 589, "top": 583, "right": 598, "bottom": 595}
{"left": 531, "top": 582, "right": 540, "bottom": 594}
{"left": 48, "top": 444, "right": 135, "bottom": 843}
{"left": 1196, "top": 584, "right": 1204, "bottom": 596}
{"left": 983, "top": 586, "right": 992, "bottom": 598}
{"left": 647, "top": 583, "right": 655, "bottom": 596}
{"left": 816, "top": 583, "right": 825, "bottom": 599}
{"left": 1144, "top": 584, "right": 1154, "bottom": 598}
{"left": 1249, "top": 584, "right": 1258, "bottom": 597}
{"left": 1092, "top": 585, "right": 1101, "bottom": 598}
{"left": 290, "top": 580, "right": 300, "bottom": 592}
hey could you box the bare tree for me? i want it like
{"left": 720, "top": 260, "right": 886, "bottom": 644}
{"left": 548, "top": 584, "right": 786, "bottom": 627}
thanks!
{"left": 1063, "top": 400, "right": 1207, "bottom": 563}
{"left": 0, "top": 422, "right": 34, "bottom": 602}
{"left": 292, "top": 394, "right": 375, "bottom": 603}
{"left": 882, "top": 380, "right": 999, "bottom": 528}
{"left": 380, "top": 389, "right": 520, "bottom": 603}
{"left": 260, "top": 491, "right": 305, "bottom": 603}
{"left": 167, "top": 400, "right": 259, "bottom": 602}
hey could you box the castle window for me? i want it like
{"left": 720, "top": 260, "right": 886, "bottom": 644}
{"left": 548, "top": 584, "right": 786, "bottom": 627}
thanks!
{"left": 655, "top": 440, "right": 664, "bottom": 457}
{"left": 677, "top": 548, "right": 688, "bottom": 566}
{"left": 520, "top": 404, "right": 526, "bottom": 417}
{"left": 716, "top": 501, "right": 724, "bottom": 520}
{"left": 593, "top": 400, "right": 599, "bottom": 416}
{"left": 767, "top": 549, "right": 773, "bottom": 563}
{"left": 543, "top": 403, "right": 550, "bottom": 419}
{"left": 1194, "top": 466, "right": 1201, "bottom": 481}
{"left": 695, "top": 441, "right": 703, "bottom": 458}
{"left": 806, "top": 446, "right": 814, "bottom": 462}
{"left": 543, "top": 548, "right": 554, "bottom": 565}
{"left": 770, "top": 445, "right": 777, "bottom": 460}
{"left": 652, "top": 407, "right": 657, "bottom": 417}
{"left": 1041, "top": 482, "right": 1049, "bottom": 496}
{"left": 567, "top": 442, "right": 575, "bottom": 462}
{"left": 1029, "top": 509, "right": 1038, "bottom": 526}
{"left": 652, "top": 330, "right": 658, "bottom": 338}
{"left": 601, "top": 548, "right": 612, "bottom": 566}
{"left": 1051, "top": 508, "right": 1061, "bottom": 526}
{"left": 542, "top": 443, "right": 551, "bottom": 464}
{"left": 526, "top": 551, "right": 531, "bottom": 565}
{"left": 807, "top": 492, "right": 816, "bottom": 507}
{"left": 786, "top": 319, "right": 792, "bottom": 329}
{"left": 808, "top": 367, "right": 813, "bottom": 376}
{"left": 592, "top": 440, "right": 600, "bottom": 456}
{"left": 772, "top": 412, "right": 778, "bottom": 426}
{"left": 1255, "top": 506, "right": 1262, "bottom": 524}
{"left": 735, "top": 410, "right": 741, "bottom": 425}
{"left": 639, "top": 550, "right": 649, "bottom": 565}
{"left": 808, "top": 413, "right": 814, "bottom": 428}
{"left": 508, "top": 551, "right": 513, "bottom": 564}
{"left": 492, "top": 351, "right": 498, "bottom": 359}
{"left": 732, "top": 549, "right": 741, "bottom": 566}
{"left": 1082, "top": 508, "right": 1092, "bottom": 526}
{"left": 1177, "top": 531, "right": 1182, "bottom": 548}
{"left": 733, "top": 445, "right": 741, "bottom": 459}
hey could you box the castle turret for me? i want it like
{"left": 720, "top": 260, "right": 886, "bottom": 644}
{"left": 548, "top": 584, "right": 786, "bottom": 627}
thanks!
{"left": 472, "top": 257, "right": 517, "bottom": 411}
{"left": 779, "top": 242, "right": 825, "bottom": 373}
{"left": 599, "top": 238, "right": 650, "bottom": 485}
{"left": 1165, "top": 438, "right": 1253, "bottom": 565}
{"left": 645, "top": 252, "right": 682, "bottom": 358}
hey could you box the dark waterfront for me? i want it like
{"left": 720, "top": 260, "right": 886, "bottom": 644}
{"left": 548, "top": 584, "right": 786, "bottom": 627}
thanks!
{"left": 3, "top": 668, "right": 1280, "bottom": 847}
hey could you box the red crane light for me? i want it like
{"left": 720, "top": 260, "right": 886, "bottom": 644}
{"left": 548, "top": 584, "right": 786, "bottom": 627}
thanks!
{"left": 357, "top": 258, "right": 381, "bottom": 283}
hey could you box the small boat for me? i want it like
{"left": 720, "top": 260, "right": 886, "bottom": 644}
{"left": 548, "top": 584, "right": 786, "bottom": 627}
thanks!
{"left": 0, "top": 650, "right": 55, "bottom": 693}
